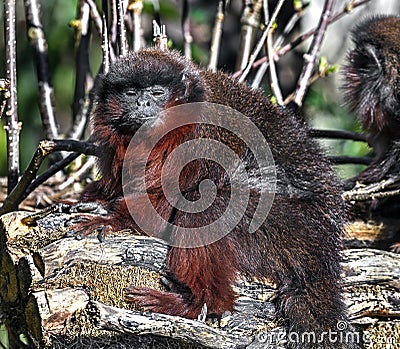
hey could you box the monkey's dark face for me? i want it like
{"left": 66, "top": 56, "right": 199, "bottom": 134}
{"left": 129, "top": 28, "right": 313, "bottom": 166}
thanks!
{"left": 111, "top": 83, "right": 172, "bottom": 132}
{"left": 343, "top": 15, "right": 400, "bottom": 133}
{"left": 93, "top": 49, "right": 207, "bottom": 135}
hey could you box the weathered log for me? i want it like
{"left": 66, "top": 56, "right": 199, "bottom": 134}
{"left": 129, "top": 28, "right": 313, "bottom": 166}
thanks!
{"left": 0, "top": 211, "right": 399, "bottom": 348}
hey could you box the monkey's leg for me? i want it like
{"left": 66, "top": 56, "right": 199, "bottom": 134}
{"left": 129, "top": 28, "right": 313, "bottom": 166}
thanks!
{"left": 276, "top": 277, "right": 350, "bottom": 349}
{"left": 125, "top": 237, "right": 239, "bottom": 319}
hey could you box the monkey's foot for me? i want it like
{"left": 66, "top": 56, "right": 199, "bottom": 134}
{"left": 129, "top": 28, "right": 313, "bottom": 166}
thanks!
{"left": 124, "top": 286, "right": 202, "bottom": 319}
{"left": 390, "top": 242, "right": 400, "bottom": 253}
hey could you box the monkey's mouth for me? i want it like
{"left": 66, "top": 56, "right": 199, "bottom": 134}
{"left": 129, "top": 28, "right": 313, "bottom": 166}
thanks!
{"left": 116, "top": 114, "right": 158, "bottom": 133}
{"left": 137, "top": 116, "right": 157, "bottom": 121}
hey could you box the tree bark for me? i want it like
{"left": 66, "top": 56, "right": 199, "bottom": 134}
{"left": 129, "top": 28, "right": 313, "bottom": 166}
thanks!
{"left": 0, "top": 211, "right": 399, "bottom": 348}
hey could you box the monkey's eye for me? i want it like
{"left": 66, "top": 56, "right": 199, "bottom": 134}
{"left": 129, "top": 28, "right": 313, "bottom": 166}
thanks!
{"left": 151, "top": 89, "right": 166, "bottom": 97}
{"left": 124, "top": 89, "right": 138, "bottom": 97}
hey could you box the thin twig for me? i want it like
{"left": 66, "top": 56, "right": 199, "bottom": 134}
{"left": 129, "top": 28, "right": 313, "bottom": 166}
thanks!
{"left": 208, "top": 0, "right": 227, "bottom": 71}
{"left": 266, "top": 28, "right": 283, "bottom": 104}
{"left": 262, "top": 0, "right": 269, "bottom": 23}
{"left": 152, "top": 0, "right": 161, "bottom": 30}
{"left": 86, "top": 0, "right": 103, "bottom": 35}
{"left": 233, "top": 0, "right": 371, "bottom": 78}
{"left": 0, "top": 140, "right": 99, "bottom": 215}
{"left": 236, "top": 0, "right": 263, "bottom": 71}
{"left": 117, "top": 0, "right": 128, "bottom": 56}
{"left": 251, "top": 8, "right": 303, "bottom": 89}
{"left": 328, "top": 156, "right": 371, "bottom": 165}
{"left": 181, "top": 0, "right": 193, "bottom": 59}
{"left": 69, "top": 0, "right": 93, "bottom": 139}
{"left": 309, "top": 129, "right": 367, "bottom": 142}
{"left": 293, "top": 0, "right": 334, "bottom": 107}
{"left": 102, "top": 0, "right": 111, "bottom": 73}
{"left": 110, "top": 0, "right": 118, "bottom": 53}
{"left": 128, "top": 0, "right": 143, "bottom": 51}
{"left": 24, "top": 0, "right": 59, "bottom": 140}
{"left": 4, "top": 0, "right": 20, "bottom": 194}
{"left": 58, "top": 156, "right": 96, "bottom": 191}
{"left": 238, "top": 0, "right": 285, "bottom": 83}
{"left": 343, "top": 176, "right": 400, "bottom": 201}
{"left": 153, "top": 20, "right": 167, "bottom": 50}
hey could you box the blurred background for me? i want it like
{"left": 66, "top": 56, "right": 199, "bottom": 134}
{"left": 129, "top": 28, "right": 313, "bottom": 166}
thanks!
{"left": 0, "top": 0, "right": 399, "bottom": 180}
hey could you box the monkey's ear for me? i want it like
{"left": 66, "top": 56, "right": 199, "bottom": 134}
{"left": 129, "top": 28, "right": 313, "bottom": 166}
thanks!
{"left": 180, "top": 71, "right": 206, "bottom": 103}
{"left": 182, "top": 73, "right": 190, "bottom": 99}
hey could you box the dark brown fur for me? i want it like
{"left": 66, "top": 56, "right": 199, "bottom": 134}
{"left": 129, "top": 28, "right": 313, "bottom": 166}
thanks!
{"left": 75, "top": 49, "right": 351, "bottom": 348}
{"left": 343, "top": 15, "right": 400, "bottom": 252}
{"left": 343, "top": 15, "right": 400, "bottom": 157}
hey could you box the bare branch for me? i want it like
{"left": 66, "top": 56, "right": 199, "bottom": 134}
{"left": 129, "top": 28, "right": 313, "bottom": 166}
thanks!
{"left": 127, "top": 0, "right": 143, "bottom": 51}
{"left": 69, "top": 0, "right": 93, "bottom": 139}
{"left": 267, "top": 29, "right": 283, "bottom": 104}
{"left": 181, "top": 0, "right": 193, "bottom": 59}
{"left": 0, "top": 140, "right": 99, "bottom": 215}
{"left": 309, "top": 129, "right": 367, "bottom": 142}
{"left": 4, "top": 0, "right": 20, "bottom": 193}
{"left": 293, "top": 0, "right": 334, "bottom": 107}
{"left": 24, "top": 0, "right": 60, "bottom": 140}
{"left": 208, "top": 0, "right": 227, "bottom": 71}
{"left": 153, "top": 21, "right": 168, "bottom": 50}
{"left": 68, "top": 95, "right": 91, "bottom": 140}
{"left": 152, "top": 0, "right": 161, "bottom": 30}
{"left": 102, "top": 0, "right": 111, "bottom": 73}
{"left": 236, "top": 0, "right": 263, "bottom": 71}
{"left": 117, "top": 0, "right": 128, "bottom": 56}
{"left": 343, "top": 176, "right": 400, "bottom": 201}
{"left": 233, "top": 0, "right": 371, "bottom": 79}
{"left": 110, "top": 0, "right": 118, "bottom": 52}
{"left": 57, "top": 156, "right": 96, "bottom": 191}
{"left": 328, "top": 156, "right": 371, "bottom": 165}
{"left": 86, "top": 0, "right": 103, "bottom": 35}
{"left": 252, "top": 7, "right": 304, "bottom": 89}
{"left": 238, "top": 0, "right": 285, "bottom": 83}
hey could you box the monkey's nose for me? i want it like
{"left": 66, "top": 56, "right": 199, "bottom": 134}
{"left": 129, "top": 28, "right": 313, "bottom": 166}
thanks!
{"left": 136, "top": 100, "right": 151, "bottom": 107}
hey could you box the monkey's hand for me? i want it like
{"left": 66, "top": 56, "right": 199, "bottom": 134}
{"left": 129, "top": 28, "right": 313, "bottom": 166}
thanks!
{"left": 66, "top": 214, "right": 114, "bottom": 242}
{"left": 124, "top": 286, "right": 202, "bottom": 319}
{"left": 390, "top": 242, "right": 400, "bottom": 253}
{"left": 60, "top": 201, "right": 111, "bottom": 241}
{"left": 65, "top": 201, "right": 109, "bottom": 215}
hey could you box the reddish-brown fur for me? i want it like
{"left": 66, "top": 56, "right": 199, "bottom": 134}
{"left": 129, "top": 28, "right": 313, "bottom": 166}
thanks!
{"left": 72, "top": 49, "right": 351, "bottom": 347}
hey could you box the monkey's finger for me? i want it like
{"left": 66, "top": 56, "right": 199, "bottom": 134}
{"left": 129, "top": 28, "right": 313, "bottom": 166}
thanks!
{"left": 70, "top": 202, "right": 108, "bottom": 215}
{"left": 390, "top": 242, "right": 400, "bottom": 253}
{"left": 65, "top": 221, "right": 102, "bottom": 239}
{"left": 97, "top": 224, "right": 113, "bottom": 243}
{"left": 124, "top": 287, "right": 166, "bottom": 307}
{"left": 64, "top": 215, "right": 92, "bottom": 227}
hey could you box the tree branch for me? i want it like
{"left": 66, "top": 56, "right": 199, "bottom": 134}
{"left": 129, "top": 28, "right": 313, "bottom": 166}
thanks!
{"left": 208, "top": 0, "right": 227, "bottom": 71}
{"left": 24, "top": 0, "right": 59, "bottom": 140}
{"left": 238, "top": 0, "right": 285, "bottom": 83}
{"left": 4, "top": 0, "right": 20, "bottom": 194}
{"left": 117, "top": 0, "right": 128, "bottom": 56}
{"left": 293, "top": 0, "right": 334, "bottom": 106}
{"left": 309, "top": 129, "right": 368, "bottom": 142}
{"left": 0, "top": 140, "right": 98, "bottom": 215}
{"left": 69, "top": 0, "right": 93, "bottom": 140}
